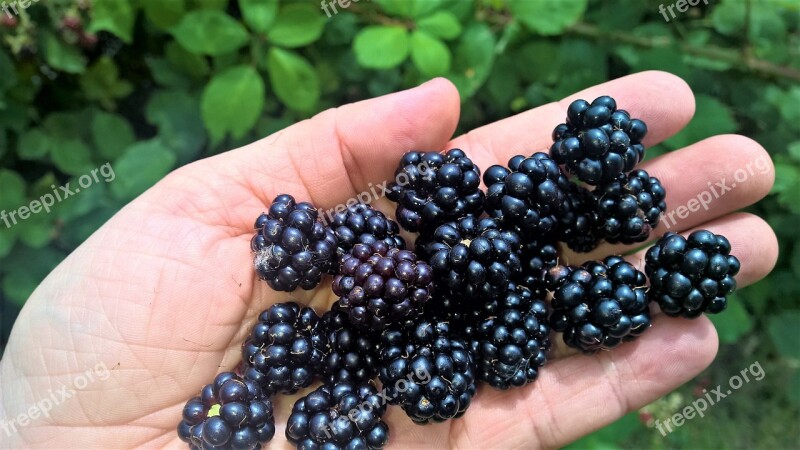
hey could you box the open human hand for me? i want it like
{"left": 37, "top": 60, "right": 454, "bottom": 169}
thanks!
{"left": 0, "top": 71, "right": 777, "bottom": 449}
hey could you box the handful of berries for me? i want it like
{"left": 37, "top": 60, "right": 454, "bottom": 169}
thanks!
{"left": 178, "top": 96, "right": 740, "bottom": 450}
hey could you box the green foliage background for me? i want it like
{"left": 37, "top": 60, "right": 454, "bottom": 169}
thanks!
{"left": 0, "top": 0, "right": 798, "bottom": 446}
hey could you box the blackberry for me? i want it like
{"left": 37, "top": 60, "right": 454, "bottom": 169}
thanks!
{"left": 378, "top": 321, "right": 476, "bottom": 423}
{"left": 177, "top": 372, "right": 275, "bottom": 450}
{"left": 416, "top": 215, "right": 523, "bottom": 302}
{"left": 252, "top": 195, "right": 337, "bottom": 292}
{"left": 594, "top": 169, "right": 667, "bottom": 245}
{"left": 519, "top": 237, "right": 559, "bottom": 290}
{"left": 483, "top": 153, "right": 566, "bottom": 238}
{"left": 320, "top": 307, "right": 380, "bottom": 384}
{"left": 467, "top": 282, "right": 551, "bottom": 389}
{"left": 550, "top": 96, "right": 647, "bottom": 185}
{"left": 286, "top": 382, "right": 389, "bottom": 450}
{"left": 328, "top": 203, "right": 406, "bottom": 258}
{"left": 386, "top": 148, "right": 485, "bottom": 233}
{"left": 645, "top": 230, "right": 740, "bottom": 318}
{"left": 557, "top": 180, "right": 601, "bottom": 253}
{"left": 241, "top": 302, "right": 328, "bottom": 395}
{"left": 332, "top": 241, "right": 434, "bottom": 331}
{"left": 546, "top": 256, "right": 651, "bottom": 353}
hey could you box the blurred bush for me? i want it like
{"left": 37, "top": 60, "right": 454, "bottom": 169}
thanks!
{"left": 0, "top": 0, "right": 798, "bottom": 446}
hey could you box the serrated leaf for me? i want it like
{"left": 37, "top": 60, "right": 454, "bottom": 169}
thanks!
{"left": 240, "top": 0, "right": 279, "bottom": 33}
{"left": 42, "top": 33, "right": 87, "bottom": 74}
{"left": 410, "top": 30, "right": 451, "bottom": 77}
{"left": 146, "top": 90, "right": 207, "bottom": 164}
{"left": 769, "top": 310, "right": 800, "bottom": 361}
{"left": 92, "top": 112, "right": 135, "bottom": 161}
{"left": 417, "top": 11, "right": 462, "bottom": 40}
{"left": 267, "top": 3, "right": 326, "bottom": 48}
{"left": 87, "top": 0, "right": 135, "bottom": 43}
{"left": 141, "top": 0, "right": 185, "bottom": 30}
{"left": 709, "top": 298, "right": 753, "bottom": 344}
{"left": 665, "top": 95, "right": 738, "bottom": 150}
{"left": 172, "top": 10, "right": 249, "bottom": 56}
{"left": 267, "top": 48, "right": 320, "bottom": 111}
{"left": 201, "top": 65, "right": 265, "bottom": 141}
{"left": 508, "top": 0, "right": 587, "bottom": 36}
{"left": 111, "top": 139, "right": 176, "bottom": 200}
{"left": 80, "top": 57, "right": 134, "bottom": 109}
{"left": 448, "top": 23, "right": 495, "bottom": 99}
{"left": 354, "top": 26, "right": 410, "bottom": 69}
{"left": 17, "top": 129, "right": 52, "bottom": 160}
{"left": 51, "top": 140, "right": 93, "bottom": 176}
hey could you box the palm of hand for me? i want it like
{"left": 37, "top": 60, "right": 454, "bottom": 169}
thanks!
{"left": 0, "top": 73, "right": 777, "bottom": 449}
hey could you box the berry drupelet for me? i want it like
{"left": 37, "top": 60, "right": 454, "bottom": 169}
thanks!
{"left": 386, "top": 149, "right": 485, "bottom": 233}
{"left": 645, "top": 230, "right": 740, "bottom": 318}
{"left": 556, "top": 179, "right": 601, "bottom": 253}
{"left": 467, "top": 282, "right": 551, "bottom": 389}
{"left": 320, "top": 307, "right": 381, "bottom": 385}
{"left": 241, "top": 302, "right": 328, "bottom": 395}
{"left": 594, "top": 169, "right": 667, "bottom": 245}
{"left": 177, "top": 372, "right": 275, "bottom": 450}
{"left": 328, "top": 202, "right": 406, "bottom": 258}
{"left": 546, "top": 256, "right": 651, "bottom": 353}
{"left": 332, "top": 241, "right": 434, "bottom": 331}
{"left": 286, "top": 382, "right": 389, "bottom": 450}
{"left": 416, "top": 215, "right": 523, "bottom": 302}
{"left": 379, "top": 321, "right": 476, "bottom": 423}
{"left": 483, "top": 153, "right": 566, "bottom": 239}
{"left": 252, "top": 194, "right": 337, "bottom": 291}
{"left": 550, "top": 96, "right": 647, "bottom": 185}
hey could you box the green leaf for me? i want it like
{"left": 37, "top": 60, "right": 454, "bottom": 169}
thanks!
{"left": 42, "top": 33, "right": 87, "bottom": 74}
{"left": 665, "top": 95, "right": 738, "bottom": 150}
{"left": 708, "top": 297, "right": 753, "bottom": 344}
{"left": 448, "top": 23, "right": 496, "bottom": 99}
{"left": 51, "top": 140, "right": 93, "bottom": 176}
{"left": 16, "top": 211, "right": 53, "bottom": 249}
{"left": 769, "top": 310, "right": 800, "bottom": 361}
{"left": 87, "top": 0, "right": 136, "bottom": 43}
{"left": 789, "top": 370, "right": 800, "bottom": 406}
{"left": 0, "top": 169, "right": 26, "bottom": 211}
{"left": 0, "top": 226, "right": 16, "bottom": 259}
{"left": 17, "top": 129, "right": 53, "bottom": 160}
{"left": 240, "top": 0, "right": 279, "bottom": 33}
{"left": 711, "top": 0, "right": 745, "bottom": 37}
{"left": 416, "top": 11, "right": 462, "bottom": 40}
{"left": 508, "top": 0, "right": 587, "bottom": 35}
{"left": 267, "top": 3, "right": 326, "bottom": 48}
{"left": 171, "top": 10, "right": 250, "bottom": 56}
{"left": 0, "top": 48, "right": 17, "bottom": 90}
{"left": 146, "top": 90, "right": 207, "bottom": 164}
{"left": 92, "top": 112, "right": 135, "bottom": 161}
{"left": 2, "top": 247, "right": 66, "bottom": 306}
{"left": 80, "top": 57, "right": 134, "bottom": 109}
{"left": 266, "top": 48, "right": 320, "bottom": 111}
{"left": 375, "top": 0, "right": 444, "bottom": 18}
{"left": 410, "top": 31, "right": 451, "bottom": 77}
{"left": 201, "top": 65, "right": 265, "bottom": 141}
{"left": 111, "top": 139, "right": 177, "bottom": 200}
{"left": 165, "top": 41, "right": 210, "bottom": 79}
{"left": 354, "top": 26, "right": 409, "bottom": 69}
{"left": 141, "top": 0, "right": 185, "bottom": 30}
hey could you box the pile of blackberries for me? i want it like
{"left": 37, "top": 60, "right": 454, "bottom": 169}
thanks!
{"left": 178, "top": 96, "right": 741, "bottom": 449}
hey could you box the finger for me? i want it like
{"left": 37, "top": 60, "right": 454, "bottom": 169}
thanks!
{"left": 453, "top": 315, "right": 718, "bottom": 449}
{"left": 448, "top": 70, "right": 695, "bottom": 170}
{"left": 579, "top": 135, "right": 775, "bottom": 261}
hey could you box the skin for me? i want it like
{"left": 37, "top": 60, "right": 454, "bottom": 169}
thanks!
{"left": 0, "top": 71, "right": 778, "bottom": 449}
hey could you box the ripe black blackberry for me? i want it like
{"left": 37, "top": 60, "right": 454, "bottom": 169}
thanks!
{"left": 518, "top": 237, "right": 559, "bottom": 290}
{"left": 328, "top": 203, "right": 406, "bottom": 258}
{"left": 320, "top": 307, "right": 380, "bottom": 384}
{"left": 550, "top": 96, "right": 647, "bottom": 185}
{"left": 241, "top": 302, "right": 328, "bottom": 395}
{"left": 467, "top": 282, "right": 551, "bottom": 389}
{"left": 386, "top": 148, "right": 485, "bottom": 233}
{"left": 416, "top": 215, "right": 523, "bottom": 302}
{"left": 379, "top": 321, "right": 476, "bottom": 423}
{"left": 252, "top": 194, "right": 337, "bottom": 291}
{"left": 332, "top": 241, "right": 434, "bottom": 331}
{"left": 483, "top": 153, "right": 566, "bottom": 238}
{"left": 594, "top": 169, "right": 667, "bottom": 245}
{"left": 557, "top": 179, "right": 601, "bottom": 252}
{"left": 286, "top": 382, "right": 389, "bottom": 450}
{"left": 177, "top": 372, "right": 275, "bottom": 450}
{"left": 645, "top": 230, "right": 740, "bottom": 318}
{"left": 546, "top": 256, "right": 651, "bottom": 353}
